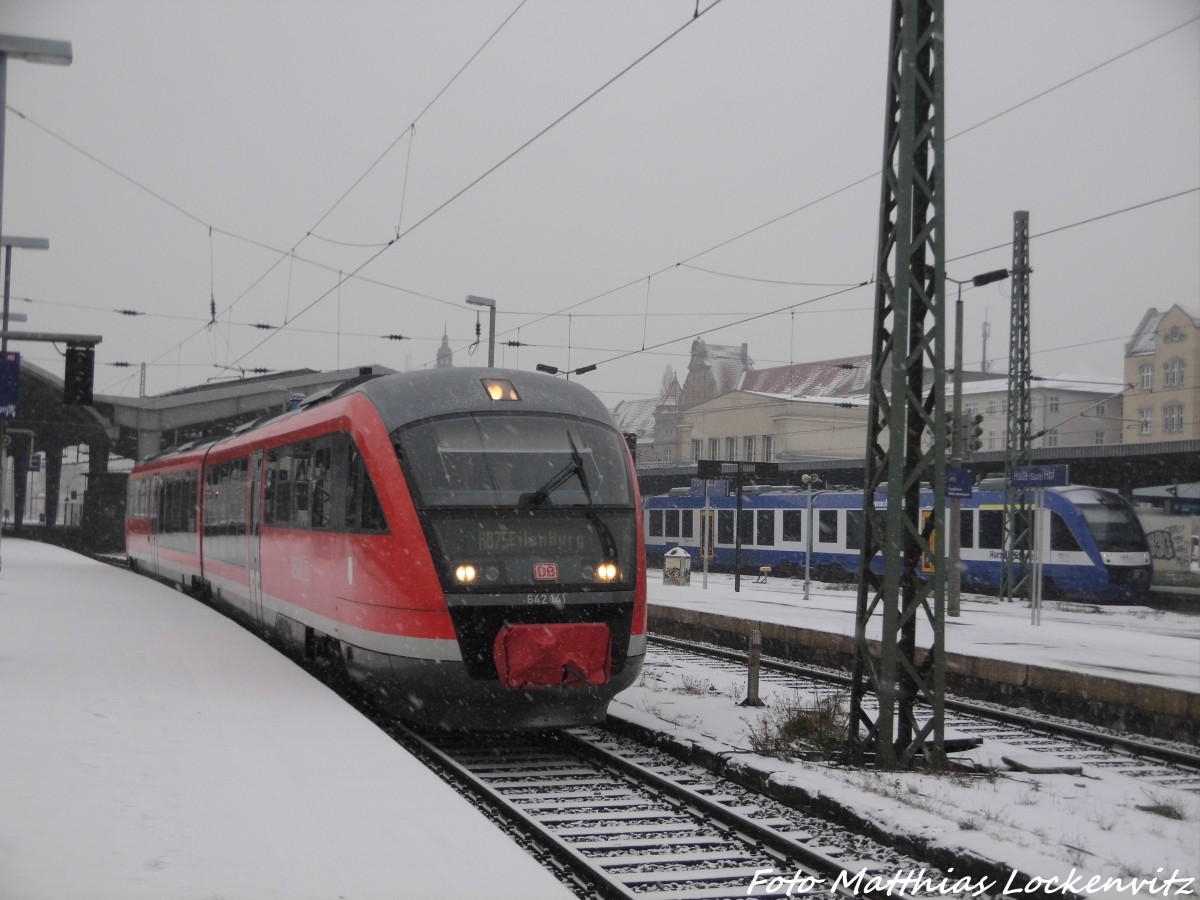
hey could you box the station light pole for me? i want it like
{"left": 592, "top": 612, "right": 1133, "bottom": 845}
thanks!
{"left": 465, "top": 295, "right": 496, "bottom": 367}
{"left": 801, "top": 473, "right": 822, "bottom": 600}
{"left": 0, "top": 34, "right": 72, "bottom": 572}
{"left": 944, "top": 268, "right": 1009, "bottom": 616}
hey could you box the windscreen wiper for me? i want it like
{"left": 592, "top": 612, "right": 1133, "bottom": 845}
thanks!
{"left": 521, "top": 432, "right": 591, "bottom": 508}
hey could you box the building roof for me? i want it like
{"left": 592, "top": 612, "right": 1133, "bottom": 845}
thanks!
{"left": 956, "top": 373, "right": 1126, "bottom": 397}
{"left": 1127, "top": 308, "right": 1168, "bottom": 357}
{"left": 741, "top": 354, "right": 872, "bottom": 398}
{"left": 610, "top": 397, "right": 659, "bottom": 438}
{"left": 701, "top": 341, "right": 754, "bottom": 396}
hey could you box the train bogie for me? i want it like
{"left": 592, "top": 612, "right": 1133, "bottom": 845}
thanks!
{"left": 126, "top": 369, "right": 646, "bottom": 729}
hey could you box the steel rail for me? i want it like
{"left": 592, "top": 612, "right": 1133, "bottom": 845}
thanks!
{"left": 648, "top": 634, "right": 1200, "bottom": 772}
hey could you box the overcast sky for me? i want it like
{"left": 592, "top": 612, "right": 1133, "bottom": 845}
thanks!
{"left": 2, "top": 1, "right": 1197, "bottom": 410}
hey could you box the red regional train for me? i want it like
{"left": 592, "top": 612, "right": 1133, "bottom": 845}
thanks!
{"left": 125, "top": 368, "right": 647, "bottom": 729}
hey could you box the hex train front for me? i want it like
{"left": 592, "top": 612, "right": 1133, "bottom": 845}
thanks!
{"left": 126, "top": 369, "right": 647, "bottom": 728}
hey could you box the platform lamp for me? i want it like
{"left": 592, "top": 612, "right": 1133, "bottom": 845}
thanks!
{"left": 536, "top": 363, "right": 597, "bottom": 380}
{"left": 801, "top": 473, "right": 821, "bottom": 601}
{"left": 0, "top": 35, "right": 71, "bottom": 573}
{"left": 465, "top": 295, "right": 496, "bottom": 367}
{"left": 945, "top": 267, "right": 1009, "bottom": 616}
{"left": 0, "top": 34, "right": 72, "bottom": 275}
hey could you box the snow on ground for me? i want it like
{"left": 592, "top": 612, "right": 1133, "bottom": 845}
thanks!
{"left": 0, "top": 539, "right": 574, "bottom": 900}
{"left": 1, "top": 536, "right": 1196, "bottom": 899}
{"left": 610, "top": 571, "right": 1200, "bottom": 896}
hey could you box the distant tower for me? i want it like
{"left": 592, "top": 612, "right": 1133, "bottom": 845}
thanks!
{"left": 436, "top": 327, "right": 453, "bottom": 368}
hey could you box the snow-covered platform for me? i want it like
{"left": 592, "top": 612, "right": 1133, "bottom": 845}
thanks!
{"left": 0, "top": 539, "right": 573, "bottom": 900}
{"left": 647, "top": 569, "right": 1200, "bottom": 742}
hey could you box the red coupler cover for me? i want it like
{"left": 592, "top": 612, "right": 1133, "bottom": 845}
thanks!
{"left": 493, "top": 622, "right": 612, "bottom": 690}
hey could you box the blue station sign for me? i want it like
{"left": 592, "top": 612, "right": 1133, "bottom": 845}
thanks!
{"left": 947, "top": 467, "right": 973, "bottom": 498}
{"left": 1011, "top": 463, "right": 1070, "bottom": 488}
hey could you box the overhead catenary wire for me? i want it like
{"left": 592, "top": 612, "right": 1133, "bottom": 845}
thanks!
{"left": 222, "top": 0, "right": 729, "bottom": 372}
{"left": 6, "top": 9, "right": 1195, "bottom": 390}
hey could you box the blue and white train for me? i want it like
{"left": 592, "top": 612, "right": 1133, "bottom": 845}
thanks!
{"left": 643, "top": 481, "right": 1153, "bottom": 605}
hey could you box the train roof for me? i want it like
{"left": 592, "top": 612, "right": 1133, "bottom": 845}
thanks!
{"left": 350, "top": 368, "right": 618, "bottom": 432}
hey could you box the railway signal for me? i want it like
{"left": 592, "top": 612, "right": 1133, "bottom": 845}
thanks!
{"left": 966, "top": 414, "right": 984, "bottom": 454}
{"left": 63, "top": 343, "right": 95, "bottom": 405}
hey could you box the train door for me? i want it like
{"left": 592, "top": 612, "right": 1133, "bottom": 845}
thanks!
{"left": 247, "top": 449, "right": 265, "bottom": 623}
{"left": 149, "top": 475, "right": 161, "bottom": 575}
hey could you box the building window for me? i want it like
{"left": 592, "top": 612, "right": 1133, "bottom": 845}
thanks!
{"left": 1095, "top": 400, "right": 1107, "bottom": 418}
{"left": 660, "top": 446, "right": 673, "bottom": 462}
{"left": 965, "top": 402, "right": 979, "bottom": 417}
{"left": 1164, "top": 358, "right": 1185, "bottom": 388}
{"left": 691, "top": 439, "right": 701, "bottom": 461}
{"left": 986, "top": 431, "right": 997, "bottom": 451}
{"left": 986, "top": 399, "right": 997, "bottom": 415}
{"left": 725, "top": 437, "right": 738, "bottom": 461}
{"left": 1139, "top": 408, "right": 1152, "bottom": 435}
{"left": 1048, "top": 395, "right": 1060, "bottom": 413}
{"left": 1164, "top": 404, "right": 1184, "bottom": 434}
{"left": 762, "top": 435, "right": 774, "bottom": 462}
{"left": 1044, "top": 429, "right": 1058, "bottom": 448}
{"left": 707, "top": 437, "right": 719, "bottom": 460}
{"left": 1140, "top": 364, "right": 1153, "bottom": 390}
{"left": 743, "top": 435, "right": 757, "bottom": 462}
{"left": 1094, "top": 431, "right": 1105, "bottom": 445}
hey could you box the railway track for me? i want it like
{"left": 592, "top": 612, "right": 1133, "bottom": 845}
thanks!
{"left": 646, "top": 635, "right": 1200, "bottom": 793}
{"left": 379, "top": 722, "right": 996, "bottom": 900}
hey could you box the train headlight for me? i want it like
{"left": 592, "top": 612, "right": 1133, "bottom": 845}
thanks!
{"left": 454, "top": 564, "right": 478, "bottom": 584}
{"left": 481, "top": 378, "right": 520, "bottom": 401}
{"left": 595, "top": 562, "right": 619, "bottom": 583}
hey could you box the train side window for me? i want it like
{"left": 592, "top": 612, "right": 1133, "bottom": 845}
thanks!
{"left": 738, "top": 509, "right": 753, "bottom": 546}
{"left": 845, "top": 509, "right": 864, "bottom": 551}
{"left": 978, "top": 510, "right": 1003, "bottom": 549}
{"left": 756, "top": 510, "right": 775, "bottom": 546}
{"left": 958, "top": 508, "right": 974, "bottom": 549}
{"left": 648, "top": 509, "right": 663, "bottom": 537}
{"left": 717, "top": 509, "right": 734, "bottom": 545}
{"left": 782, "top": 510, "right": 803, "bottom": 543}
{"left": 309, "top": 438, "right": 334, "bottom": 530}
{"left": 665, "top": 509, "right": 680, "bottom": 539}
{"left": 818, "top": 509, "right": 838, "bottom": 544}
{"left": 266, "top": 448, "right": 293, "bottom": 526}
{"left": 681, "top": 510, "right": 694, "bottom": 539}
{"left": 1050, "top": 513, "right": 1082, "bottom": 552}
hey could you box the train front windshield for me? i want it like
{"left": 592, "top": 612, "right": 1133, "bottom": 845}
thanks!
{"left": 394, "top": 415, "right": 637, "bottom": 591}
{"left": 1071, "top": 491, "right": 1146, "bottom": 553}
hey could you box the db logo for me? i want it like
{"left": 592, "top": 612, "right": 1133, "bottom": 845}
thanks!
{"left": 533, "top": 563, "right": 559, "bottom": 581}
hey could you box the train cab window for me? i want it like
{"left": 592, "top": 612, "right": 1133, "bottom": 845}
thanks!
{"left": 345, "top": 443, "right": 387, "bottom": 533}
{"left": 782, "top": 510, "right": 803, "bottom": 543}
{"left": 978, "top": 509, "right": 1004, "bottom": 550}
{"left": 1050, "top": 513, "right": 1082, "bottom": 552}
{"left": 756, "top": 510, "right": 775, "bottom": 546}
{"left": 818, "top": 509, "right": 838, "bottom": 544}
{"left": 394, "top": 414, "right": 632, "bottom": 509}
{"left": 648, "top": 509, "right": 664, "bottom": 537}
